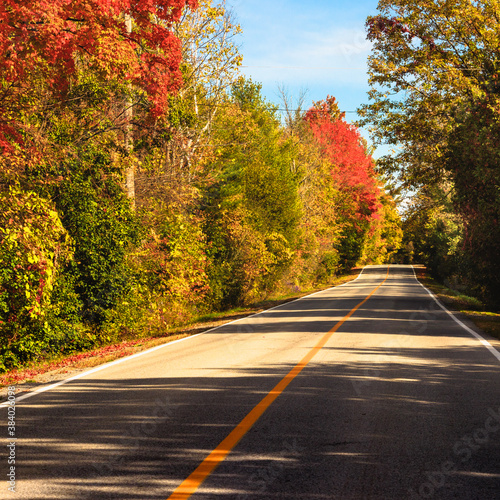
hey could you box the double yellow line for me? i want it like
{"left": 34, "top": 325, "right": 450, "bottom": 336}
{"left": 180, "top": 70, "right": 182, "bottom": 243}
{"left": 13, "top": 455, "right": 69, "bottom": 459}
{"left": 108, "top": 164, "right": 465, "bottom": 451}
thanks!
{"left": 168, "top": 266, "right": 390, "bottom": 499}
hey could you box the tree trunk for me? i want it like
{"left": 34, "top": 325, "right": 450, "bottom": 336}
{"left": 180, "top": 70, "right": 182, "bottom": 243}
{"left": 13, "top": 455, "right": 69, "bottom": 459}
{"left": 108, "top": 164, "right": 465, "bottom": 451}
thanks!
{"left": 124, "top": 14, "right": 135, "bottom": 208}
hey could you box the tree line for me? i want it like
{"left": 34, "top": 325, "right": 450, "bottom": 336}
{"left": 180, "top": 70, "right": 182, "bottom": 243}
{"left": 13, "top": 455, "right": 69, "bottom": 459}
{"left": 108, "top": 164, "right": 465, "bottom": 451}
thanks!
{"left": 0, "top": 0, "right": 401, "bottom": 372}
{"left": 360, "top": 0, "right": 500, "bottom": 308}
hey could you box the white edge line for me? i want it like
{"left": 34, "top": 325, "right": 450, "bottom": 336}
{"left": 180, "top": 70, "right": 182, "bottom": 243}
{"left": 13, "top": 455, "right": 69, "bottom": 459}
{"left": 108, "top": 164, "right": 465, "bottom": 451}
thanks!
{"left": 0, "top": 332, "right": 208, "bottom": 408}
{"left": 1, "top": 267, "right": 368, "bottom": 408}
{"left": 411, "top": 265, "right": 500, "bottom": 363}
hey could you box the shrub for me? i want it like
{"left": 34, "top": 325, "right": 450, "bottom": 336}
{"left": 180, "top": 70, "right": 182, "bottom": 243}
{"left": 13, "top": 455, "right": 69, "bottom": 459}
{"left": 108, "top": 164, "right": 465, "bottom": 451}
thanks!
{"left": 55, "top": 155, "right": 143, "bottom": 327}
{"left": 140, "top": 206, "right": 210, "bottom": 310}
{"left": 0, "top": 186, "right": 73, "bottom": 370}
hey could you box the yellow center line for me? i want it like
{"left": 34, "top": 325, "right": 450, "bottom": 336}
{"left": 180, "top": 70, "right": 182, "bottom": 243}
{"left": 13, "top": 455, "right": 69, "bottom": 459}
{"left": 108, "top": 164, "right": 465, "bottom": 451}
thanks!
{"left": 167, "top": 266, "right": 391, "bottom": 500}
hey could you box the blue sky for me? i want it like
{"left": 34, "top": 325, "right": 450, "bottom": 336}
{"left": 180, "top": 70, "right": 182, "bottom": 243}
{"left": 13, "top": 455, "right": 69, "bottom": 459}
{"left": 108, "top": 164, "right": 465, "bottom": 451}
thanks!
{"left": 230, "top": 0, "right": 387, "bottom": 155}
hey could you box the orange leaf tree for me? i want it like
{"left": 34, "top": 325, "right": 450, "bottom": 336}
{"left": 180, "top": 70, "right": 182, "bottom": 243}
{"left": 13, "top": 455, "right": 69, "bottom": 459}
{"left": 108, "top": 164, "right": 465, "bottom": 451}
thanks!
{"left": 0, "top": 0, "right": 198, "bottom": 153}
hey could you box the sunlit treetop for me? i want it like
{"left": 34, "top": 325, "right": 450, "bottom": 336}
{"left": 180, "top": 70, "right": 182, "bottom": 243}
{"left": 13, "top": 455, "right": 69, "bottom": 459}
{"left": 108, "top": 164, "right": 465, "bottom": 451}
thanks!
{"left": 0, "top": 0, "right": 198, "bottom": 150}
{"left": 305, "top": 97, "right": 381, "bottom": 220}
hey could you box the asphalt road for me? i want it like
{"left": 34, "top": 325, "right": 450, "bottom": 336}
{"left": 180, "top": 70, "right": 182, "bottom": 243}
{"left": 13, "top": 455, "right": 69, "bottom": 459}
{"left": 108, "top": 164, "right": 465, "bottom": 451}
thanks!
{"left": 2, "top": 265, "right": 500, "bottom": 499}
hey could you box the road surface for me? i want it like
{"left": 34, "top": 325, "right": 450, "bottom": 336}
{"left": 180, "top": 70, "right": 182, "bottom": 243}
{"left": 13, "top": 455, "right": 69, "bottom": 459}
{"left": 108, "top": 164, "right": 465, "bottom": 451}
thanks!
{"left": 2, "top": 265, "right": 500, "bottom": 499}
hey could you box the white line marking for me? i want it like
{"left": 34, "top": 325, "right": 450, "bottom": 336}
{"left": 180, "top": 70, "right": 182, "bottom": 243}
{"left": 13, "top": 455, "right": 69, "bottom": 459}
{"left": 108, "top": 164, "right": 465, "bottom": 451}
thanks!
{"left": 411, "top": 265, "right": 500, "bottom": 363}
{"left": 1, "top": 269, "right": 367, "bottom": 407}
{"left": 0, "top": 332, "right": 209, "bottom": 408}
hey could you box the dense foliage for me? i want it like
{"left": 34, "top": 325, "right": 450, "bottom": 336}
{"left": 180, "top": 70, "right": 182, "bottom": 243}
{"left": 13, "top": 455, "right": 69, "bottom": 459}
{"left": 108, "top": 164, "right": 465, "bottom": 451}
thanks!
{"left": 0, "top": 1, "right": 401, "bottom": 372}
{"left": 360, "top": 0, "right": 500, "bottom": 307}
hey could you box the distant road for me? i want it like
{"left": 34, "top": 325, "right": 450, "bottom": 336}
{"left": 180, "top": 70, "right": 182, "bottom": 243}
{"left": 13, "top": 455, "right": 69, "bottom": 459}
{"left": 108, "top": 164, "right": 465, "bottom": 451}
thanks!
{"left": 3, "top": 265, "right": 500, "bottom": 499}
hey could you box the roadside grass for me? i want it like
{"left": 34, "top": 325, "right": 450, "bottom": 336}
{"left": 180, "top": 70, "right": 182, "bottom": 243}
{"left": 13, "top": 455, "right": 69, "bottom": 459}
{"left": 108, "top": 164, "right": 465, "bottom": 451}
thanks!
{"left": 0, "top": 269, "right": 360, "bottom": 389}
{"left": 414, "top": 266, "right": 500, "bottom": 341}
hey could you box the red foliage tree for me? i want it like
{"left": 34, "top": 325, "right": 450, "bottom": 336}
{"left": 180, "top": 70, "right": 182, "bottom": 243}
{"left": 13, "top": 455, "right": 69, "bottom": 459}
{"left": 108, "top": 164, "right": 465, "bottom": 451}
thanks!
{"left": 305, "top": 96, "right": 381, "bottom": 220}
{"left": 0, "top": 0, "right": 198, "bottom": 151}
